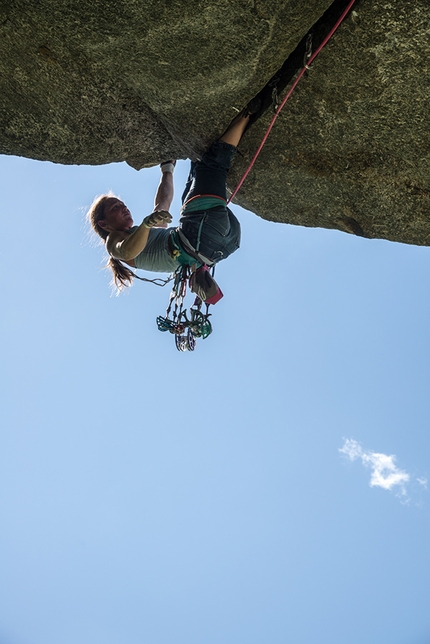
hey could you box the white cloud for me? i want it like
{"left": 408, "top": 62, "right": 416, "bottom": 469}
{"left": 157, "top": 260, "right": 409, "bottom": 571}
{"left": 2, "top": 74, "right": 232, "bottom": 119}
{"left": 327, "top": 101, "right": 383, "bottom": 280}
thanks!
{"left": 364, "top": 451, "right": 409, "bottom": 491}
{"left": 339, "top": 438, "right": 363, "bottom": 461}
{"left": 417, "top": 477, "right": 428, "bottom": 489}
{"left": 339, "top": 438, "right": 411, "bottom": 498}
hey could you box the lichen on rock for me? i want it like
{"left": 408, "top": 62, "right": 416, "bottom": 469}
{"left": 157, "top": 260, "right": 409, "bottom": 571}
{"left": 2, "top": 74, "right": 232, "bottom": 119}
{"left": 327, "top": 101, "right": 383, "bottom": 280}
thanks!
{"left": 0, "top": 0, "right": 428, "bottom": 245}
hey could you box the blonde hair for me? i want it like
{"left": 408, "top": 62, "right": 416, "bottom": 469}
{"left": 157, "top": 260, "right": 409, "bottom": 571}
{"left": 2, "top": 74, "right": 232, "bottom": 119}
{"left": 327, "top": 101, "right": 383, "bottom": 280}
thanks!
{"left": 87, "top": 193, "right": 134, "bottom": 293}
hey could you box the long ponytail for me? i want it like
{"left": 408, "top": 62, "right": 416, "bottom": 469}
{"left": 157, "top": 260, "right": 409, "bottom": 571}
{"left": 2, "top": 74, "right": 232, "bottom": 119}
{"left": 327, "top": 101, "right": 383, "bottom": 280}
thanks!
{"left": 87, "top": 193, "right": 135, "bottom": 293}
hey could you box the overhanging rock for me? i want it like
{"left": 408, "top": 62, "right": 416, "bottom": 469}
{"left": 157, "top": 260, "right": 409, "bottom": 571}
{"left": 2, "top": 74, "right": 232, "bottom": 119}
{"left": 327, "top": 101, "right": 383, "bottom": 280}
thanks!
{"left": 0, "top": 0, "right": 331, "bottom": 165}
{"left": 229, "top": 0, "right": 430, "bottom": 246}
{"left": 0, "top": 0, "right": 428, "bottom": 245}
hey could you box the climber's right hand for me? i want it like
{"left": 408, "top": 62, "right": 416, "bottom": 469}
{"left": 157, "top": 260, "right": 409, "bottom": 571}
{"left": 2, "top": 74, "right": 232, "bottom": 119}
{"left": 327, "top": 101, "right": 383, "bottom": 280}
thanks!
{"left": 142, "top": 210, "right": 173, "bottom": 228}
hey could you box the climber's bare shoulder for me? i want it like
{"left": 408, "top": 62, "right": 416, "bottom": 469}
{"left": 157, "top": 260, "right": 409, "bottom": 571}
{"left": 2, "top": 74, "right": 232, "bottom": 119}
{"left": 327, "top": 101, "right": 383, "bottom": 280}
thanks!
{"left": 106, "top": 231, "right": 136, "bottom": 267}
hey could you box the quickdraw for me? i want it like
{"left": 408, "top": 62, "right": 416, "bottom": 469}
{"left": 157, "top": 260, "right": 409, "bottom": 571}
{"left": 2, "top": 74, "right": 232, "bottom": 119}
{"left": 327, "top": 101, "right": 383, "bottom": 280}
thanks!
{"left": 227, "top": 0, "right": 357, "bottom": 204}
{"left": 156, "top": 265, "right": 213, "bottom": 352}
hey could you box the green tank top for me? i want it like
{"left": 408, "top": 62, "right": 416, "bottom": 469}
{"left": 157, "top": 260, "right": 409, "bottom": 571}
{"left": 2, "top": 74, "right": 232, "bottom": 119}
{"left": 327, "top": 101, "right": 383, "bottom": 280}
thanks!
{"left": 128, "top": 226, "right": 180, "bottom": 273}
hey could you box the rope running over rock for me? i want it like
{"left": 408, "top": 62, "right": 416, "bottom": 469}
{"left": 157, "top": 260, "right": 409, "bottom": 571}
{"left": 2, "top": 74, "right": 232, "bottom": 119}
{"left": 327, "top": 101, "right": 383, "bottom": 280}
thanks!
{"left": 227, "top": 0, "right": 357, "bottom": 204}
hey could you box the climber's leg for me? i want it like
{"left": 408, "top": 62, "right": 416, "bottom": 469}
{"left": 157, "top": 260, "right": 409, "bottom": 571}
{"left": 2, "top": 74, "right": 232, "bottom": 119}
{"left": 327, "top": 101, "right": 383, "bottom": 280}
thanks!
{"left": 181, "top": 111, "right": 250, "bottom": 204}
{"left": 181, "top": 162, "right": 197, "bottom": 204}
{"left": 181, "top": 142, "right": 235, "bottom": 204}
{"left": 219, "top": 112, "right": 250, "bottom": 147}
{"left": 179, "top": 112, "right": 249, "bottom": 261}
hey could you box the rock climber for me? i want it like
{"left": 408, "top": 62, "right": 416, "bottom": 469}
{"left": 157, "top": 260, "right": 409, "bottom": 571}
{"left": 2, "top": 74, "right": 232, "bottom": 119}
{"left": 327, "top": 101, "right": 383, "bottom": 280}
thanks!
{"left": 87, "top": 108, "right": 255, "bottom": 293}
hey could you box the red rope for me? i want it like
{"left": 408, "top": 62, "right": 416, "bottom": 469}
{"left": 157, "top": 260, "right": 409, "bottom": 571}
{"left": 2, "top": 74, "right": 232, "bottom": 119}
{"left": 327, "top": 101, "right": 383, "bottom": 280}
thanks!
{"left": 227, "top": 0, "right": 356, "bottom": 204}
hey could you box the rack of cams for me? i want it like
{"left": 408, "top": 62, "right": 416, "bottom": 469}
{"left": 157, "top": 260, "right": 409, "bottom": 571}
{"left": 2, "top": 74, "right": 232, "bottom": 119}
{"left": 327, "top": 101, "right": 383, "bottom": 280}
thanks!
{"left": 157, "top": 307, "right": 212, "bottom": 351}
{"left": 156, "top": 266, "right": 213, "bottom": 352}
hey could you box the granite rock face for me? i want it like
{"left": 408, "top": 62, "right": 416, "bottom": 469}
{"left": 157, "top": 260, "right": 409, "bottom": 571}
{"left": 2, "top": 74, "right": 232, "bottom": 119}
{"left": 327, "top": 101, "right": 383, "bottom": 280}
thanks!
{"left": 229, "top": 0, "right": 430, "bottom": 246}
{"left": 1, "top": 0, "right": 428, "bottom": 244}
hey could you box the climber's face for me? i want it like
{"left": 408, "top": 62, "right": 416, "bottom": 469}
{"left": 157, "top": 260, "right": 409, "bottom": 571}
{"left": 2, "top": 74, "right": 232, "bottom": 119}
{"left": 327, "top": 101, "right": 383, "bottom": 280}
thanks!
{"left": 100, "top": 198, "right": 134, "bottom": 231}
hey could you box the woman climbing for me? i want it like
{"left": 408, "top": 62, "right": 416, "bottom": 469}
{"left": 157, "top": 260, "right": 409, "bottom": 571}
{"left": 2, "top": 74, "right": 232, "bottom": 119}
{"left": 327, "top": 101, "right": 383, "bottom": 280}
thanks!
{"left": 87, "top": 109, "right": 253, "bottom": 294}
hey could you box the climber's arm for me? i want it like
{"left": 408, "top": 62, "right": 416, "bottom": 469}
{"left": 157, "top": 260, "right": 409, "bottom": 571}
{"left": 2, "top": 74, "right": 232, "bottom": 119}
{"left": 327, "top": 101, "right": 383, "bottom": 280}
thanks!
{"left": 107, "top": 211, "right": 172, "bottom": 260}
{"left": 153, "top": 164, "right": 174, "bottom": 227}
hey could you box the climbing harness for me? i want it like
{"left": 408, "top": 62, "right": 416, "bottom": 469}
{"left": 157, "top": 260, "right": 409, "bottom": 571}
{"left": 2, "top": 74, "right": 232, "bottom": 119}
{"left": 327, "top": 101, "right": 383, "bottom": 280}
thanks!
{"left": 156, "top": 265, "right": 213, "bottom": 352}
{"left": 131, "top": 236, "right": 220, "bottom": 352}
{"left": 227, "top": 0, "right": 357, "bottom": 204}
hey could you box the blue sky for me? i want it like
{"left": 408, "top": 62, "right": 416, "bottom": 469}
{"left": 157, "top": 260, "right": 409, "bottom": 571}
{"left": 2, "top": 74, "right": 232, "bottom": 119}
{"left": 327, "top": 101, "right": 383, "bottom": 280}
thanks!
{"left": 1, "top": 152, "right": 430, "bottom": 644}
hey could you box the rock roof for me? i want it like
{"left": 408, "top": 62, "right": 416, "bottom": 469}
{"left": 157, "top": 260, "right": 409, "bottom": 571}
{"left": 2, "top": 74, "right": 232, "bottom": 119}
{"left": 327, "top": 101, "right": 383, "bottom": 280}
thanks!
{"left": 1, "top": 0, "right": 428, "bottom": 244}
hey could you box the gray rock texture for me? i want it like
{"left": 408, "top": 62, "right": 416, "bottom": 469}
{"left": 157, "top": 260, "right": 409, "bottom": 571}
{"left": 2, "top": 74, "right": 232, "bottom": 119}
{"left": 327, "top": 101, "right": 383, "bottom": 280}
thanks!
{"left": 1, "top": 0, "right": 429, "bottom": 244}
{"left": 229, "top": 0, "right": 430, "bottom": 246}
